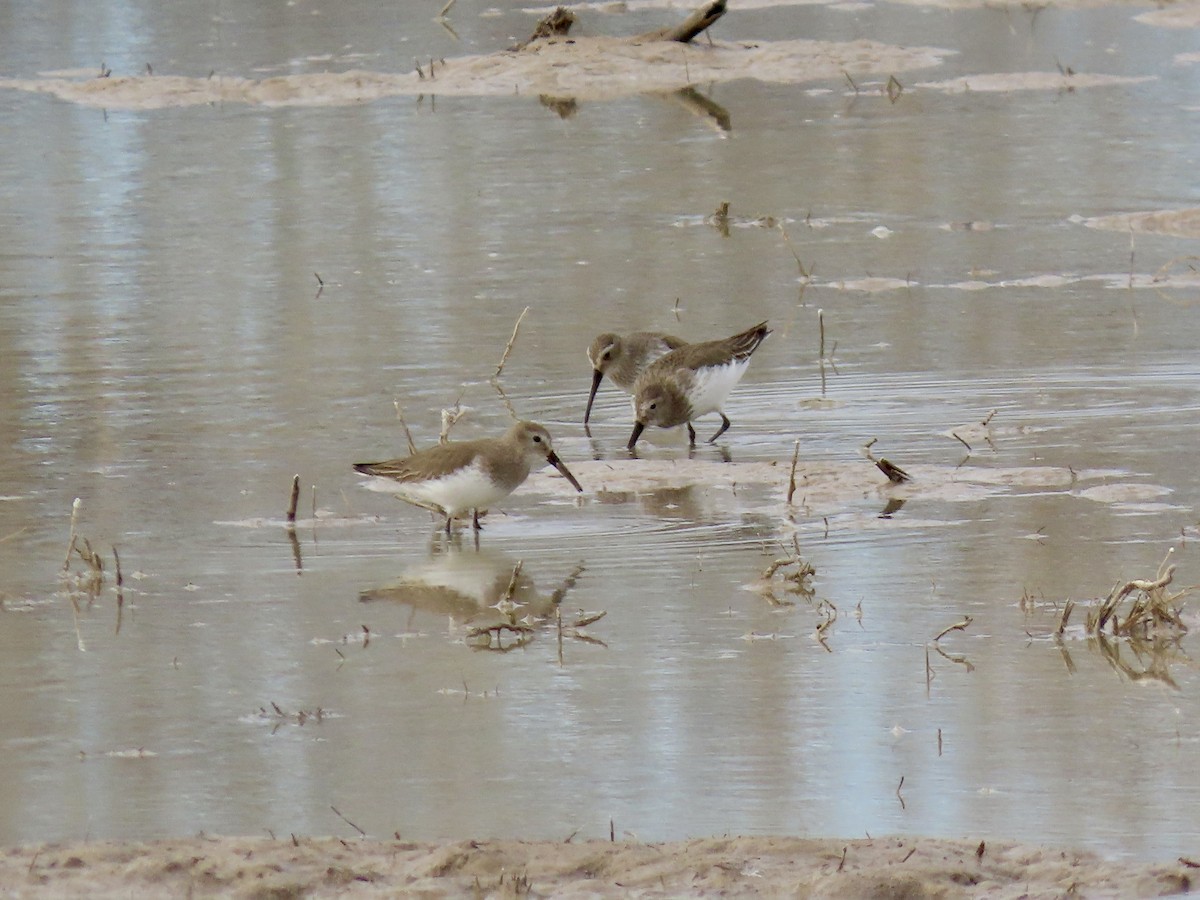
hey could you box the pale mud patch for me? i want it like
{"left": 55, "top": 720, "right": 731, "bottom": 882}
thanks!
{"left": 4, "top": 834, "right": 1192, "bottom": 899}
{"left": 1076, "top": 483, "right": 1174, "bottom": 504}
{"left": 816, "top": 275, "right": 916, "bottom": 292}
{"left": 527, "top": 457, "right": 1162, "bottom": 519}
{"left": 1136, "top": 5, "right": 1200, "bottom": 28}
{"left": 1082, "top": 207, "right": 1200, "bottom": 239}
{"left": 811, "top": 268, "right": 1200, "bottom": 293}
{"left": 0, "top": 37, "right": 949, "bottom": 109}
{"left": 915, "top": 71, "right": 1155, "bottom": 93}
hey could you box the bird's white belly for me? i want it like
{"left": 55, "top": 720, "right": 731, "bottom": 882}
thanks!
{"left": 686, "top": 358, "right": 750, "bottom": 415}
{"left": 363, "top": 461, "right": 511, "bottom": 516}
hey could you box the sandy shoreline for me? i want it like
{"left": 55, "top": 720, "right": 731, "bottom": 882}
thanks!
{"left": 5, "top": 834, "right": 1195, "bottom": 898}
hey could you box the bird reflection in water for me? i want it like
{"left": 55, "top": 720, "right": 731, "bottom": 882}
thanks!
{"left": 360, "top": 538, "right": 593, "bottom": 653}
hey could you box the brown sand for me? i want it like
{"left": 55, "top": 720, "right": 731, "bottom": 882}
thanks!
{"left": 6, "top": 834, "right": 1195, "bottom": 898}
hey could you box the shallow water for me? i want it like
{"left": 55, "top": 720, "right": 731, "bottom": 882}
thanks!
{"left": 2, "top": 0, "right": 1200, "bottom": 859}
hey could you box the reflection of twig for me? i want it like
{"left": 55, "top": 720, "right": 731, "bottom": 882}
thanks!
{"left": 287, "top": 528, "right": 303, "bottom": 573}
{"left": 933, "top": 643, "right": 975, "bottom": 673}
{"left": 1055, "top": 637, "right": 1077, "bottom": 674}
{"left": 778, "top": 224, "right": 810, "bottom": 279}
{"left": 672, "top": 86, "right": 731, "bottom": 132}
{"left": 1092, "top": 632, "right": 1183, "bottom": 689}
{"left": 814, "top": 599, "right": 837, "bottom": 652}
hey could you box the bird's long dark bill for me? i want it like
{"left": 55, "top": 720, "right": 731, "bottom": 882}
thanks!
{"left": 627, "top": 421, "right": 645, "bottom": 450}
{"left": 583, "top": 369, "right": 604, "bottom": 424}
{"left": 548, "top": 452, "right": 584, "bottom": 492}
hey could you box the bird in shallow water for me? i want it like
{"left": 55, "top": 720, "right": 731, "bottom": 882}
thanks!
{"left": 584, "top": 331, "right": 687, "bottom": 425}
{"left": 354, "top": 421, "right": 583, "bottom": 533}
{"left": 627, "top": 321, "right": 770, "bottom": 450}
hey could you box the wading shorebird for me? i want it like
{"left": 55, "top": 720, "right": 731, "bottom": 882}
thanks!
{"left": 584, "top": 331, "right": 687, "bottom": 425}
{"left": 354, "top": 421, "right": 583, "bottom": 533}
{"left": 627, "top": 321, "right": 771, "bottom": 450}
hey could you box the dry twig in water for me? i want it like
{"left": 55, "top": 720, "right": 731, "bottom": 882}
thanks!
{"left": 494, "top": 306, "right": 530, "bottom": 379}
{"left": 786, "top": 439, "right": 801, "bottom": 504}
{"left": 758, "top": 535, "right": 816, "bottom": 606}
{"left": 933, "top": 616, "right": 972, "bottom": 643}
{"left": 862, "top": 437, "right": 911, "bottom": 484}
{"left": 1086, "top": 548, "right": 1193, "bottom": 639}
{"left": 393, "top": 400, "right": 417, "bottom": 455}
{"left": 286, "top": 474, "right": 300, "bottom": 525}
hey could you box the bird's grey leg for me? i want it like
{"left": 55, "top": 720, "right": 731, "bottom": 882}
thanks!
{"left": 708, "top": 413, "right": 732, "bottom": 443}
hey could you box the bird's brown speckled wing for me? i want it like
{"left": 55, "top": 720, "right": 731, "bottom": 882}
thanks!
{"left": 353, "top": 440, "right": 483, "bottom": 483}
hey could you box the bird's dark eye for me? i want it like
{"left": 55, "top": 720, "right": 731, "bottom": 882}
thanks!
{"left": 602, "top": 351, "right": 612, "bottom": 361}
{"left": 533, "top": 435, "right": 542, "bottom": 443}
{"left": 649, "top": 402, "right": 657, "bottom": 410}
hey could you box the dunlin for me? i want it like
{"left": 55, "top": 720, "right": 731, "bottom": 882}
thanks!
{"left": 627, "top": 321, "right": 770, "bottom": 449}
{"left": 354, "top": 421, "right": 583, "bottom": 532}
{"left": 584, "top": 331, "right": 687, "bottom": 424}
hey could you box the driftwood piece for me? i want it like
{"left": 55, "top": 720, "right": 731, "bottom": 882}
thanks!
{"left": 637, "top": 0, "right": 727, "bottom": 43}
{"left": 520, "top": 0, "right": 726, "bottom": 51}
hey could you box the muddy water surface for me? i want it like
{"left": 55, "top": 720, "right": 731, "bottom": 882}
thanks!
{"left": 2, "top": 0, "right": 1200, "bottom": 860}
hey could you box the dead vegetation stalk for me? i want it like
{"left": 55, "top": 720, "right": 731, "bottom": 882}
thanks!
{"left": 933, "top": 616, "right": 972, "bottom": 642}
{"left": 394, "top": 400, "right": 418, "bottom": 455}
{"left": 494, "top": 306, "right": 530, "bottom": 379}
{"left": 1086, "top": 548, "right": 1192, "bottom": 638}
{"left": 63, "top": 497, "right": 81, "bottom": 571}
{"left": 786, "top": 439, "right": 801, "bottom": 504}
{"left": 286, "top": 474, "right": 300, "bottom": 525}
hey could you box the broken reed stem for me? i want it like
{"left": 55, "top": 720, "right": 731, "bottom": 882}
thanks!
{"left": 439, "top": 402, "right": 467, "bottom": 444}
{"left": 556, "top": 605, "right": 564, "bottom": 666}
{"left": 494, "top": 306, "right": 530, "bottom": 379}
{"left": 501, "top": 561, "right": 525, "bottom": 605}
{"left": 817, "top": 308, "right": 825, "bottom": 359}
{"left": 439, "top": 0, "right": 456, "bottom": 16}
{"left": 286, "top": 475, "right": 300, "bottom": 525}
{"left": 63, "top": 497, "right": 82, "bottom": 571}
{"left": 1157, "top": 546, "right": 1176, "bottom": 581}
{"left": 786, "top": 438, "right": 801, "bottom": 504}
{"left": 113, "top": 546, "right": 125, "bottom": 633}
{"left": 330, "top": 805, "right": 366, "bottom": 838}
{"left": 394, "top": 400, "right": 417, "bottom": 455}
{"left": 933, "top": 615, "right": 972, "bottom": 642}
{"left": 778, "top": 224, "right": 809, "bottom": 278}
{"left": 1056, "top": 599, "right": 1074, "bottom": 635}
